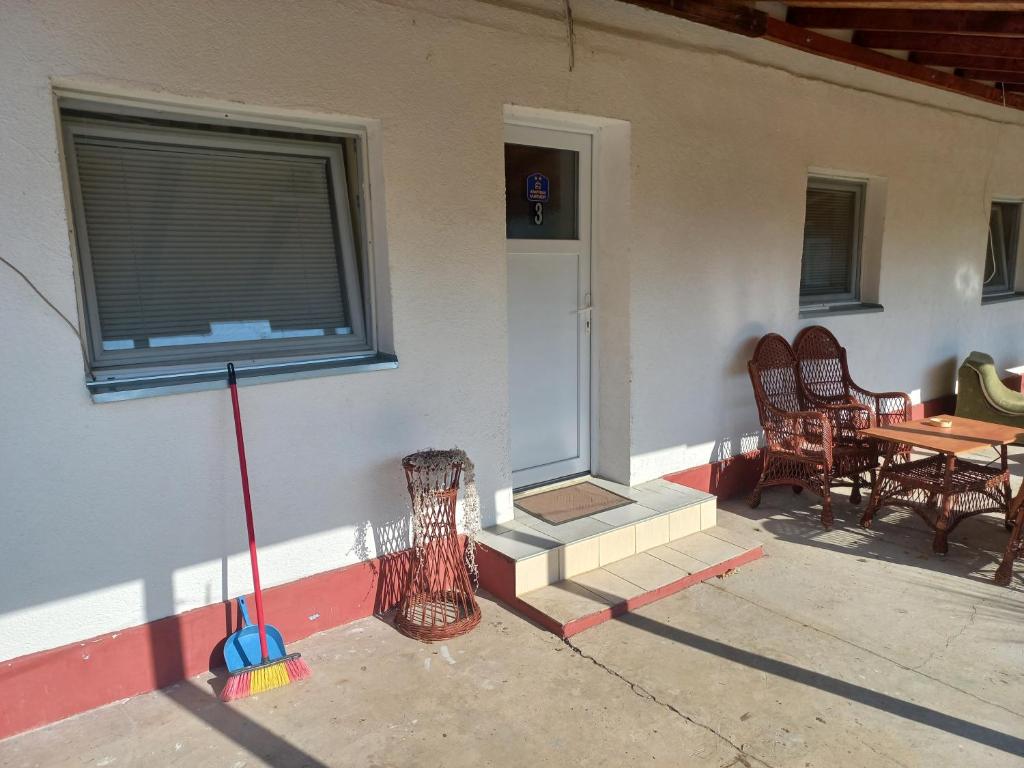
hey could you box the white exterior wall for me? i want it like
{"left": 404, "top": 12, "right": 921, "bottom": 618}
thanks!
{"left": 2, "top": 0, "right": 1024, "bottom": 661}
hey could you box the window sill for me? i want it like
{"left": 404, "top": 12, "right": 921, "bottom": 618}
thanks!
{"left": 982, "top": 291, "right": 1024, "bottom": 306}
{"left": 798, "top": 302, "right": 884, "bottom": 319}
{"left": 87, "top": 353, "right": 399, "bottom": 403}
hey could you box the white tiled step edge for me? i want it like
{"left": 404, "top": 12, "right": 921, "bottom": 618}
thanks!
{"left": 515, "top": 526, "right": 765, "bottom": 638}
{"left": 510, "top": 496, "right": 716, "bottom": 595}
{"left": 478, "top": 479, "right": 719, "bottom": 596}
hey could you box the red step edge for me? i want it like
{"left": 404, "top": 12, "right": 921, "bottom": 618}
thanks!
{"left": 477, "top": 541, "right": 765, "bottom": 639}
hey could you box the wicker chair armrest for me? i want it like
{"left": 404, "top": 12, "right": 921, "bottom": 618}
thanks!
{"left": 877, "top": 392, "right": 913, "bottom": 424}
{"left": 849, "top": 384, "right": 912, "bottom": 422}
{"left": 818, "top": 401, "right": 876, "bottom": 432}
{"left": 761, "top": 403, "right": 834, "bottom": 459}
{"left": 802, "top": 390, "right": 856, "bottom": 407}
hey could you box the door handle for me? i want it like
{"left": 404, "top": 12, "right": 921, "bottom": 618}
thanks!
{"left": 576, "top": 304, "right": 592, "bottom": 334}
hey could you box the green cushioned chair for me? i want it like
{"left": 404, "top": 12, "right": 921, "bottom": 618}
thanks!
{"left": 955, "top": 352, "right": 1024, "bottom": 432}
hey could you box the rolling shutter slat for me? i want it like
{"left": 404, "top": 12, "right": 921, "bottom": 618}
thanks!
{"left": 800, "top": 184, "right": 859, "bottom": 299}
{"left": 73, "top": 135, "right": 350, "bottom": 347}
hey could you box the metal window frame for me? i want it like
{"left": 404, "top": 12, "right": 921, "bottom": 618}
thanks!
{"left": 59, "top": 105, "right": 377, "bottom": 381}
{"left": 799, "top": 175, "right": 866, "bottom": 308}
{"left": 983, "top": 199, "right": 1022, "bottom": 299}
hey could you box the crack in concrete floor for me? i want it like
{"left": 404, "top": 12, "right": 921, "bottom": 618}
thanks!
{"left": 908, "top": 602, "right": 978, "bottom": 674}
{"left": 562, "top": 635, "right": 777, "bottom": 768}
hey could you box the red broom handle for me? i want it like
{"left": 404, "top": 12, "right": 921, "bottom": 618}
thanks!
{"left": 227, "top": 364, "right": 270, "bottom": 663}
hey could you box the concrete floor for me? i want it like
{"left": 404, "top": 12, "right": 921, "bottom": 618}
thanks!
{"left": 3, "top": 469, "right": 1023, "bottom": 767}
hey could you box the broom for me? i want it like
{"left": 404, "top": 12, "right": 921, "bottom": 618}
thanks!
{"left": 221, "top": 363, "right": 311, "bottom": 701}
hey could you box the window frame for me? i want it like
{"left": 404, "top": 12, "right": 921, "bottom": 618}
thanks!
{"left": 982, "top": 199, "right": 1022, "bottom": 300}
{"left": 59, "top": 103, "right": 379, "bottom": 380}
{"left": 799, "top": 175, "right": 867, "bottom": 308}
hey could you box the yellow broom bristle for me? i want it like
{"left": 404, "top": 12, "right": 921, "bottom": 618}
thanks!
{"left": 220, "top": 654, "right": 310, "bottom": 702}
{"left": 250, "top": 660, "right": 290, "bottom": 694}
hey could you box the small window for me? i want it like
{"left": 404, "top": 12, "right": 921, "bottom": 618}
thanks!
{"left": 799, "top": 177, "right": 865, "bottom": 306}
{"left": 504, "top": 143, "right": 579, "bottom": 240}
{"left": 983, "top": 200, "right": 1021, "bottom": 299}
{"left": 61, "top": 109, "right": 373, "bottom": 375}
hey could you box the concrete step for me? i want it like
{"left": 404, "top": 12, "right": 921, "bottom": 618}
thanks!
{"left": 477, "top": 477, "right": 718, "bottom": 596}
{"left": 512, "top": 526, "right": 765, "bottom": 638}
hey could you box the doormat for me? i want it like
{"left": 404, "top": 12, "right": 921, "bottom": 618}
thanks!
{"left": 515, "top": 482, "right": 633, "bottom": 525}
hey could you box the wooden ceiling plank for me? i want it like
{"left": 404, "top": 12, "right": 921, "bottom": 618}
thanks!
{"left": 853, "top": 31, "right": 1024, "bottom": 57}
{"left": 957, "top": 68, "right": 1024, "bottom": 82}
{"left": 787, "top": 9, "right": 1024, "bottom": 35}
{"left": 614, "top": 0, "right": 766, "bottom": 36}
{"left": 786, "top": 2, "right": 1024, "bottom": 9}
{"left": 763, "top": 17, "right": 1024, "bottom": 108}
{"left": 910, "top": 52, "right": 1024, "bottom": 70}
{"left": 618, "top": 1, "right": 1024, "bottom": 110}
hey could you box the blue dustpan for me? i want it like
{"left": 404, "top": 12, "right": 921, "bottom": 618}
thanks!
{"left": 224, "top": 596, "right": 287, "bottom": 673}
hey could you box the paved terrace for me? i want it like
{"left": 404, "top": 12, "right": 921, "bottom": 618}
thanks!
{"left": 3, "top": 453, "right": 1023, "bottom": 767}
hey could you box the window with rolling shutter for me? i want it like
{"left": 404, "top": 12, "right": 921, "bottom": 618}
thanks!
{"left": 983, "top": 200, "right": 1021, "bottom": 299}
{"left": 62, "top": 113, "right": 370, "bottom": 371}
{"left": 799, "top": 177, "right": 865, "bottom": 305}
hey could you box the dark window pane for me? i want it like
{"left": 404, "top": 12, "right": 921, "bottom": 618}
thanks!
{"left": 505, "top": 143, "right": 578, "bottom": 239}
{"left": 984, "top": 201, "right": 1020, "bottom": 296}
{"left": 800, "top": 181, "right": 861, "bottom": 301}
{"left": 74, "top": 136, "right": 350, "bottom": 352}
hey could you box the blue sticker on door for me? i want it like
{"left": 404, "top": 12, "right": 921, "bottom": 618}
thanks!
{"left": 526, "top": 173, "right": 550, "bottom": 202}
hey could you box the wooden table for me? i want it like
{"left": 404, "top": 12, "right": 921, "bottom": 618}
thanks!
{"left": 859, "top": 415, "right": 1021, "bottom": 572}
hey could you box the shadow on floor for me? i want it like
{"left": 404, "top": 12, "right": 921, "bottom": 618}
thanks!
{"left": 566, "top": 588, "right": 1024, "bottom": 758}
{"left": 616, "top": 611, "right": 1024, "bottom": 757}
{"left": 164, "top": 679, "right": 329, "bottom": 768}
{"left": 726, "top": 486, "right": 1023, "bottom": 592}
{"left": 147, "top": 582, "right": 329, "bottom": 768}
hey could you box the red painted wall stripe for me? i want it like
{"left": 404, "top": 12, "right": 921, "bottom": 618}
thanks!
{"left": 667, "top": 390, "right": 963, "bottom": 500}
{"left": 664, "top": 450, "right": 763, "bottom": 500}
{"left": 0, "top": 546, "right": 418, "bottom": 741}
{"left": 0, "top": 387, "right": 967, "bottom": 740}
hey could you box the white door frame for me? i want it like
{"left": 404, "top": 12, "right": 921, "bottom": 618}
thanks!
{"left": 505, "top": 121, "right": 597, "bottom": 489}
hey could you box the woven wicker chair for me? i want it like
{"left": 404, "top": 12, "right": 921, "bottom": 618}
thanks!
{"left": 748, "top": 333, "right": 879, "bottom": 528}
{"left": 794, "top": 325, "right": 912, "bottom": 431}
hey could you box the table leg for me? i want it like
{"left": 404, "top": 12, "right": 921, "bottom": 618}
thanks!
{"left": 860, "top": 441, "right": 893, "bottom": 529}
{"left": 995, "top": 490, "right": 1024, "bottom": 586}
{"left": 932, "top": 453, "right": 955, "bottom": 555}
{"left": 1001, "top": 445, "right": 1013, "bottom": 531}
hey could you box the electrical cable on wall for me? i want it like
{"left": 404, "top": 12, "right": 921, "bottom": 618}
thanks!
{"left": 563, "top": 0, "right": 575, "bottom": 72}
{"left": 1, "top": 255, "right": 89, "bottom": 362}
{"left": 978, "top": 116, "right": 1009, "bottom": 293}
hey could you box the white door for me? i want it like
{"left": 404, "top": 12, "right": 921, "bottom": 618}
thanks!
{"left": 505, "top": 124, "right": 592, "bottom": 489}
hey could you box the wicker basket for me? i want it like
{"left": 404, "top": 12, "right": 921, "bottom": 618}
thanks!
{"left": 394, "top": 451, "right": 481, "bottom": 641}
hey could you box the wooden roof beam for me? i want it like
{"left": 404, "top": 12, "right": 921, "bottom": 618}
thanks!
{"left": 910, "top": 52, "right": 1024, "bottom": 71}
{"left": 788, "top": 9, "right": 1024, "bottom": 35}
{"left": 617, "top": 1, "right": 1024, "bottom": 110}
{"left": 853, "top": 31, "right": 1024, "bottom": 57}
{"left": 763, "top": 17, "right": 1024, "bottom": 108}
{"left": 614, "top": 0, "right": 766, "bottom": 36}
{"left": 786, "top": 2, "right": 1024, "bottom": 9}
{"left": 957, "top": 68, "right": 1024, "bottom": 82}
